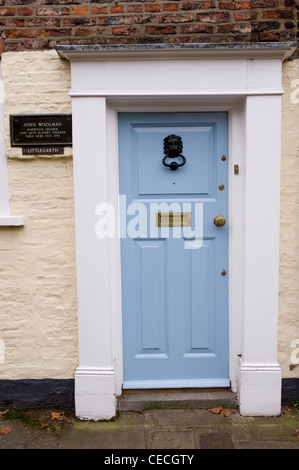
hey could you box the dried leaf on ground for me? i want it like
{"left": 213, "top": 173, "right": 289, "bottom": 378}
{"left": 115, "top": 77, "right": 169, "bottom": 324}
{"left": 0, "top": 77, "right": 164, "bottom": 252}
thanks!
{"left": 221, "top": 408, "right": 236, "bottom": 417}
{"left": 292, "top": 429, "right": 299, "bottom": 440}
{"left": 50, "top": 411, "right": 64, "bottom": 421}
{"left": 0, "top": 409, "right": 9, "bottom": 417}
{"left": 208, "top": 406, "right": 236, "bottom": 417}
{"left": 208, "top": 407, "right": 223, "bottom": 414}
{"left": 0, "top": 426, "right": 12, "bottom": 435}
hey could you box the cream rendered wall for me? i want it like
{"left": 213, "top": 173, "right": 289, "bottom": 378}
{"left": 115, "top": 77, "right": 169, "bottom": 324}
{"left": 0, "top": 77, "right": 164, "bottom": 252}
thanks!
{"left": 0, "top": 50, "right": 298, "bottom": 381}
{"left": 279, "top": 58, "right": 299, "bottom": 379}
{"left": 0, "top": 51, "right": 78, "bottom": 379}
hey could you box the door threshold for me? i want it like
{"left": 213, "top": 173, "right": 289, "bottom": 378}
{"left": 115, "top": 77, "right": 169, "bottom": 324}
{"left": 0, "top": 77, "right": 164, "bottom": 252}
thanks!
{"left": 117, "top": 388, "right": 238, "bottom": 412}
{"left": 123, "top": 379, "right": 230, "bottom": 390}
{"left": 122, "top": 387, "right": 231, "bottom": 394}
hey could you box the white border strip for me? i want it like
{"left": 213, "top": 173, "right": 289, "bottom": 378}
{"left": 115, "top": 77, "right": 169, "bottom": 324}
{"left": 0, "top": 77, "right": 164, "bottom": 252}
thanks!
{"left": 69, "top": 88, "right": 285, "bottom": 98}
{"left": 0, "top": 63, "right": 24, "bottom": 226}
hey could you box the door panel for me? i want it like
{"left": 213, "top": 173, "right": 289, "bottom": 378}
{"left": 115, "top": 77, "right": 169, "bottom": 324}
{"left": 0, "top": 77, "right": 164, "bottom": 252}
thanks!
{"left": 188, "top": 244, "right": 210, "bottom": 350}
{"left": 134, "top": 124, "right": 215, "bottom": 196}
{"left": 118, "top": 112, "right": 229, "bottom": 389}
{"left": 137, "top": 239, "right": 166, "bottom": 352}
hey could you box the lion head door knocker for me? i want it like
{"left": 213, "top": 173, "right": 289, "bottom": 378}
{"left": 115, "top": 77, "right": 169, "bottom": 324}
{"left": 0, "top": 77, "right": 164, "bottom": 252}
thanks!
{"left": 162, "top": 134, "right": 186, "bottom": 171}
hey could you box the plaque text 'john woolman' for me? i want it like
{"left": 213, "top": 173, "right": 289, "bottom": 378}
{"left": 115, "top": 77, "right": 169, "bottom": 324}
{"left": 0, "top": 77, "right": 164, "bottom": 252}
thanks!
{"left": 10, "top": 114, "right": 72, "bottom": 147}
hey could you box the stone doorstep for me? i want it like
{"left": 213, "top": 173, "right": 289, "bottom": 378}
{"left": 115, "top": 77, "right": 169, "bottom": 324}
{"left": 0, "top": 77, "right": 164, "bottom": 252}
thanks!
{"left": 117, "top": 389, "right": 238, "bottom": 412}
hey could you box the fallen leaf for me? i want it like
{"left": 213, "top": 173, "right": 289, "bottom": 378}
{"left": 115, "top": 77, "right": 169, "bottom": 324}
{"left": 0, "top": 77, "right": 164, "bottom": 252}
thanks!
{"left": 221, "top": 408, "right": 236, "bottom": 417}
{"left": 208, "top": 407, "right": 223, "bottom": 414}
{"left": 208, "top": 406, "right": 236, "bottom": 417}
{"left": 50, "top": 411, "right": 64, "bottom": 421}
{"left": 292, "top": 428, "right": 299, "bottom": 439}
{"left": 0, "top": 426, "right": 12, "bottom": 435}
{"left": 0, "top": 409, "right": 9, "bottom": 417}
{"left": 40, "top": 422, "right": 49, "bottom": 429}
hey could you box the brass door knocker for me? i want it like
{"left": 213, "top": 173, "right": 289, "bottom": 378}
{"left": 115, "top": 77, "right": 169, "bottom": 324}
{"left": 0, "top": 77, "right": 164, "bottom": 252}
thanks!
{"left": 162, "top": 134, "right": 186, "bottom": 171}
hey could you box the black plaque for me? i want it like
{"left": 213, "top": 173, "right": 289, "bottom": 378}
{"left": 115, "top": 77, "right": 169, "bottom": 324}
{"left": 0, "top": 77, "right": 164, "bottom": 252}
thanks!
{"left": 10, "top": 114, "right": 72, "bottom": 147}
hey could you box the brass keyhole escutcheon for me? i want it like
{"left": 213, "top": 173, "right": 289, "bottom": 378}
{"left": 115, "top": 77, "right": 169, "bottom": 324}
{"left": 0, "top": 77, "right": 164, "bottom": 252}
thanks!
{"left": 214, "top": 215, "right": 226, "bottom": 227}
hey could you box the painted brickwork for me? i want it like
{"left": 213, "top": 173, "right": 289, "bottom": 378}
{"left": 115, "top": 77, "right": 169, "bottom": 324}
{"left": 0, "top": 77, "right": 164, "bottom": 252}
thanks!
{"left": 279, "top": 59, "right": 299, "bottom": 378}
{"left": 0, "top": 51, "right": 78, "bottom": 379}
{"left": 0, "top": 0, "right": 298, "bottom": 51}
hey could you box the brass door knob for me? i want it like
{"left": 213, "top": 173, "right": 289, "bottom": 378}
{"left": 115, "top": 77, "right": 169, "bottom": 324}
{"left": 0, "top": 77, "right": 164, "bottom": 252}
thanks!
{"left": 214, "top": 215, "right": 226, "bottom": 227}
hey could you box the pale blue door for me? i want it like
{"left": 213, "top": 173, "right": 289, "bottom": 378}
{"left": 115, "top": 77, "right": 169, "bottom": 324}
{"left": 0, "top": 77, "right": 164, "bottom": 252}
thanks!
{"left": 118, "top": 112, "right": 229, "bottom": 389}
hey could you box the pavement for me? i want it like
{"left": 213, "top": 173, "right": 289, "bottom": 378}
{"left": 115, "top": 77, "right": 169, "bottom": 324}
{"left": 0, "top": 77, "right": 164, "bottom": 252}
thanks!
{"left": 0, "top": 403, "right": 298, "bottom": 451}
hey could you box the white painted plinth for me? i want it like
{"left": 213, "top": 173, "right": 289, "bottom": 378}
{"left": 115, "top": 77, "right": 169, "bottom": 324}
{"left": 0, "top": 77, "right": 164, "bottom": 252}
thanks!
{"left": 75, "top": 368, "right": 116, "bottom": 421}
{"left": 239, "top": 363, "right": 282, "bottom": 416}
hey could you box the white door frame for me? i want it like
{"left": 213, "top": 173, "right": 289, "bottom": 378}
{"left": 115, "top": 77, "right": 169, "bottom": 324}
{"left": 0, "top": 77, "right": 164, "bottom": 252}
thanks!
{"left": 57, "top": 43, "right": 296, "bottom": 420}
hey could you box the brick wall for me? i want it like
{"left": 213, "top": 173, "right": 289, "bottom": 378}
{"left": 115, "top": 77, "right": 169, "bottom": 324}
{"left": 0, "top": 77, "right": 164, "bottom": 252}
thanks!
{"left": 0, "top": 0, "right": 298, "bottom": 51}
